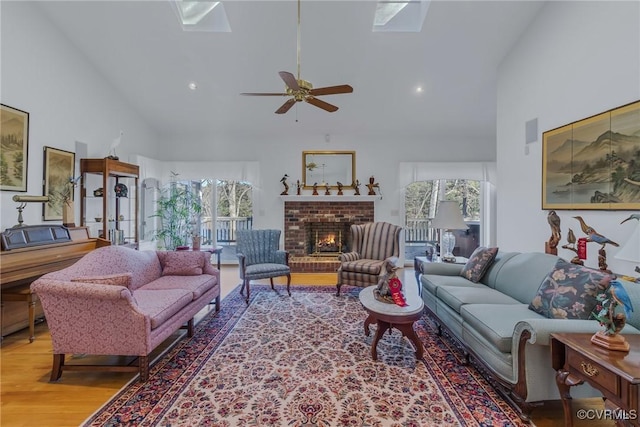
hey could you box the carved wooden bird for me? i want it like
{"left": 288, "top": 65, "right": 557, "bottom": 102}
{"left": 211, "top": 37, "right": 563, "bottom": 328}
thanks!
{"left": 567, "top": 228, "right": 576, "bottom": 246}
{"left": 547, "top": 210, "right": 561, "bottom": 240}
{"left": 621, "top": 213, "right": 640, "bottom": 224}
{"left": 610, "top": 279, "right": 634, "bottom": 319}
{"left": 573, "top": 216, "right": 619, "bottom": 248}
{"left": 573, "top": 216, "right": 592, "bottom": 234}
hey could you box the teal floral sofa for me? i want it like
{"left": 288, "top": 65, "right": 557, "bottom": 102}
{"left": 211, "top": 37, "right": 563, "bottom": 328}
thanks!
{"left": 419, "top": 250, "right": 640, "bottom": 421}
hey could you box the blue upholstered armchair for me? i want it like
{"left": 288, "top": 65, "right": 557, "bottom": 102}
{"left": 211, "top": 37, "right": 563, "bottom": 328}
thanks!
{"left": 337, "top": 222, "right": 402, "bottom": 295}
{"left": 236, "top": 229, "right": 291, "bottom": 302}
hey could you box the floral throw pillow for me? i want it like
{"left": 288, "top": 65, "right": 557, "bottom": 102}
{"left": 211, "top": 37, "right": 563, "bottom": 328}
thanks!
{"left": 459, "top": 246, "right": 499, "bottom": 283}
{"left": 72, "top": 273, "right": 132, "bottom": 287}
{"left": 528, "top": 259, "right": 612, "bottom": 320}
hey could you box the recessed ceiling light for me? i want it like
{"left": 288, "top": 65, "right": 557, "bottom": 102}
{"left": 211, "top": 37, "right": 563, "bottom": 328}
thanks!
{"left": 415, "top": 86, "right": 424, "bottom": 94}
{"left": 188, "top": 82, "right": 198, "bottom": 91}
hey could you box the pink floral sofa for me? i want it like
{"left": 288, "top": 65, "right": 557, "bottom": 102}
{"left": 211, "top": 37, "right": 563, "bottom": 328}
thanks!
{"left": 31, "top": 245, "right": 220, "bottom": 382}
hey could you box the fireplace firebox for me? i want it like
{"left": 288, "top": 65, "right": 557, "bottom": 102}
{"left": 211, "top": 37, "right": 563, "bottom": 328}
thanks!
{"left": 283, "top": 198, "right": 376, "bottom": 272}
{"left": 307, "top": 223, "right": 350, "bottom": 256}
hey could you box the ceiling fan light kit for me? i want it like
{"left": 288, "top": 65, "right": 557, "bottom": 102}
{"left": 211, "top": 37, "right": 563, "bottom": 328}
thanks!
{"left": 240, "top": 0, "right": 353, "bottom": 114}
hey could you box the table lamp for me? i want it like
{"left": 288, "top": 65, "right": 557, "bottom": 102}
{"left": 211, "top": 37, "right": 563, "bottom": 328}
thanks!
{"left": 431, "top": 200, "right": 468, "bottom": 262}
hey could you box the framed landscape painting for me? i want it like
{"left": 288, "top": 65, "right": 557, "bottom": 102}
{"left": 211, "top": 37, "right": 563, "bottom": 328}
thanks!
{"left": 542, "top": 100, "right": 640, "bottom": 210}
{"left": 0, "top": 104, "right": 29, "bottom": 192}
{"left": 43, "top": 146, "right": 75, "bottom": 221}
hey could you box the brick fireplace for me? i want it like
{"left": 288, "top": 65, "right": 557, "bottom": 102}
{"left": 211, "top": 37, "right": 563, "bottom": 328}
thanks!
{"left": 283, "top": 196, "right": 376, "bottom": 272}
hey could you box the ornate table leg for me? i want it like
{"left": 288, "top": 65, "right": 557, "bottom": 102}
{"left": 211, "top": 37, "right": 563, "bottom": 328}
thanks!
{"left": 364, "top": 313, "right": 375, "bottom": 337}
{"left": 414, "top": 257, "right": 422, "bottom": 296}
{"left": 556, "top": 369, "right": 584, "bottom": 427}
{"left": 371, "top": 320, "right": 390, "bottom": 361}
{"left": 396, "top": 322, "right": 424, "bottom": 359}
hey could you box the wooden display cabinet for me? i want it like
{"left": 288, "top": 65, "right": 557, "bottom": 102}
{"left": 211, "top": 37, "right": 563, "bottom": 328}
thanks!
{"left": 80, "top": 158, "right": 139, "bottom": 247}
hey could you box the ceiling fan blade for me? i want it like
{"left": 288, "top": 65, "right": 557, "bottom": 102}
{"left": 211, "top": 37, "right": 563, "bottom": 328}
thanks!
{"left": 275, "top": 98, "right": 297, "bottom": 114}
{"left": 240, "top": 92, "right": 288, "bottom": 96}
{"left": 309, "top": 85, "right": 353, "bottom": 96}
{"left": 279, "top": 71, "right": 300, "bottom": 91}
{"left": 305, "top": 96, "right": 339, "bottom": 113}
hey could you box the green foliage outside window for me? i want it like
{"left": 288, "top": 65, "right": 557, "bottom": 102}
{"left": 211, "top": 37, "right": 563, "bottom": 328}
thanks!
{"left": 405, "top": 179, "right": 480, "bottom": 224}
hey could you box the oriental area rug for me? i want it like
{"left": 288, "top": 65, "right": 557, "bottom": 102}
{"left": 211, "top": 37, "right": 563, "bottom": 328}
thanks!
{"left": 83, "top": 285, "right": 526, "bottom": 427}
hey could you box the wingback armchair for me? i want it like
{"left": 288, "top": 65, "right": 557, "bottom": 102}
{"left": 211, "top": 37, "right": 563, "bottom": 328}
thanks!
{"left": 337, "top": 222, "right": 402, "bottom": 295}
{"left": 236, "top": 229, "right": 291, "bottom": 303}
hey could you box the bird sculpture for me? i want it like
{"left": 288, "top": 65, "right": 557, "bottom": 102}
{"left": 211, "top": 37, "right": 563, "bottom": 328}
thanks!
{"left": 610, "top": 279, "right": 634, "bottom": 320}
{"left": 592, "top": 277, "right": 634, "bottom": 349}
{"left": 280, "top": 174, "right": 289, "bottom": 195}
{"left": 573, "top": 216, "right": 619, "bottom": 248}
{"left": 108, "top": 130, "right": 123, "bottom": 160}
{"left": 547, "top": 211, "right": 561, "bottom": 253}
{"left": 561, "top": 227, "right": 584, "bottom": 265}
{"left": 621, "top": 213, "right": 640, "bottom": 224}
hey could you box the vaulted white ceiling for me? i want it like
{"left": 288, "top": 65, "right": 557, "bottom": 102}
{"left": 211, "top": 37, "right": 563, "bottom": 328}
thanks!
{"left": 36, "top": 1, "right": 545, "bottom": 142}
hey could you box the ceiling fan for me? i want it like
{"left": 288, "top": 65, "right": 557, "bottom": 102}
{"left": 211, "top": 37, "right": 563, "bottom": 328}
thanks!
{"left": 240, "top": 0, "right": 353, "bottom": 114}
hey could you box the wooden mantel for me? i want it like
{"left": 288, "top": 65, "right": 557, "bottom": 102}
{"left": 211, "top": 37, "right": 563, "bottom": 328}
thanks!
{"left": 279, "top": 195, "right": 381, "bottom": 202}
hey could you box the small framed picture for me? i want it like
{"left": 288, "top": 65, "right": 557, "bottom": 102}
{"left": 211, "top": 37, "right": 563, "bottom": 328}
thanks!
{"left": 43, "top": 146, "right": 75, "bottom": 221}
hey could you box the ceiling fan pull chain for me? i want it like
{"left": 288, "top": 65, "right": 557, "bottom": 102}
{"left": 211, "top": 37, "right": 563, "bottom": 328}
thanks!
{"left": 297, "top": 0, "right": 301, "bottom": 80}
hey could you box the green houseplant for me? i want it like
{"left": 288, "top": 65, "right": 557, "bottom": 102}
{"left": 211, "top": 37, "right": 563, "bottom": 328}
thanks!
{"left": 153, "top": 175, "right": 202, "bottom": 250}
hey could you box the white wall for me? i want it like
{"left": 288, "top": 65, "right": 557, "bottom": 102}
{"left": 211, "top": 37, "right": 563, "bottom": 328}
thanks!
{"left": 497, "top": 1, "right": 640, "bottom": 276}
{"left": 0, "top": 2, "right": 159, "bottom": 229}
{"left": 151, "top": 133, "right": 495, "bottom": 232}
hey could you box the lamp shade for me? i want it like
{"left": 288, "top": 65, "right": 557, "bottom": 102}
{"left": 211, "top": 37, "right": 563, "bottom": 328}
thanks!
{"left": 431, "top": 200, "right": 468, "bottom": 230}
{"left": 615, "top": 222, "right": 640, "bottom": 263}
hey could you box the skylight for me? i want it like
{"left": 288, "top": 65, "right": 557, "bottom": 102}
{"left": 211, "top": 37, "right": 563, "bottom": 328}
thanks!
{"left": 171, "top": 1, "right": 231, "bottom": 32}
{"left": 373, "top": 1, "right": 430, "bottom": 32}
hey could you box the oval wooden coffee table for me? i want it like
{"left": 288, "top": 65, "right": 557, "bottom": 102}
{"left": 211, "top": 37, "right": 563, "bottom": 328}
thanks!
{"left": 359, "top": 284, "right": 425, "bottom": 361}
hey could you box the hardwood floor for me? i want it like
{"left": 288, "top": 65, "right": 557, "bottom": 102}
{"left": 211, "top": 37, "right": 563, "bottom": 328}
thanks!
{"left": 1, "top": 267, "right": 612, "bottom": 426}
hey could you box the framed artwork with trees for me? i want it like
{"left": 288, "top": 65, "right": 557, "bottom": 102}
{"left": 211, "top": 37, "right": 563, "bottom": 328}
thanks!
{"left": 0, "top": 104, "right": 29, "bottom": 192}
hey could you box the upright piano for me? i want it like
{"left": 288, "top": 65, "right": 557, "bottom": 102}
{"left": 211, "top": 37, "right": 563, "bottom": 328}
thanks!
{"left": 0, "top": 225, "right": 109, "bottom": 341}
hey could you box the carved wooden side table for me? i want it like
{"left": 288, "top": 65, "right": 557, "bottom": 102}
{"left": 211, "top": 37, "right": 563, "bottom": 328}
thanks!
{"left": 551, "top": 332, "right": 640, "bottom": 426}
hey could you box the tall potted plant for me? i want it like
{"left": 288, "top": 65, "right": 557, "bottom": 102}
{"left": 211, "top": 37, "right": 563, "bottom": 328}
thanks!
{"left": 153, "top": 175, "right": 202, "bottom": 250}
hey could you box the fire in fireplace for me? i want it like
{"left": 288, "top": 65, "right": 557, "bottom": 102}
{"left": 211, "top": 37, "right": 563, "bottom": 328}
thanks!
{"left": 307, "top": 223, "right": 350, "bottom": 257}
{"left": 313, "top": 230, "right": 342, "bottom": 256}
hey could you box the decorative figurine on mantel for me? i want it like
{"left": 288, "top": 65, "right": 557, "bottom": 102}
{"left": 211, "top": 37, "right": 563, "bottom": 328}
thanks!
{"left": 296, "top": 180, "right": 302, "bottom": 196}
{"left": 280, "top": 174, "right": 289, "bottom": 196}
{"left": 561, "top": 228, "right": 584, "bottom": 265}
{"left": 324, "top": 183, "right": 331, "bottom": 195}
{"left": 546, "top": 210, "right": 561, "bottom": 255}
{"left": 366, "top": 176, "right": 379, "bottom": 195}
{"left": 337, "top": 182, "right": 344, "bottom": 195}
{"left": 312, "top": 183, "right": 319, "bottom": 196}
{"left": 574, "top": 216, "right": 619, "bottom": 272}
{"left": 353, "top": 179, "right": 361, "bottom": 195}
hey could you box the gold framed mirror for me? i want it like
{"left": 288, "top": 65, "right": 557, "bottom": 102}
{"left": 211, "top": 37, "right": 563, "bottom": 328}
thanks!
{"left": 302, "top": 151, "right": 355, "bottom": 189}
